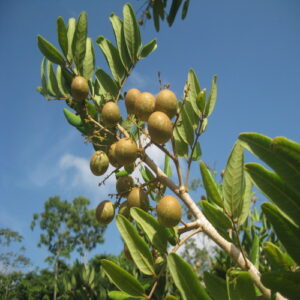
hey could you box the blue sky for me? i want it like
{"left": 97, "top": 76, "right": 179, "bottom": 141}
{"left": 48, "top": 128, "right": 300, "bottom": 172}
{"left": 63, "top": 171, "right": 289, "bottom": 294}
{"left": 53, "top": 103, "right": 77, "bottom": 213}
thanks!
{"left": 1, "top": 0, "right": 300, "bottom": 270}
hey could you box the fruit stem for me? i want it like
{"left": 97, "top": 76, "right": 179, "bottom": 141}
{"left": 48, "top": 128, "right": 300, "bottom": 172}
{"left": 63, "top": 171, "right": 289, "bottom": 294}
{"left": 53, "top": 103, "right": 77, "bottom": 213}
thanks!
{"left": 171, "top": 227, "right": 202, "bottom": 253}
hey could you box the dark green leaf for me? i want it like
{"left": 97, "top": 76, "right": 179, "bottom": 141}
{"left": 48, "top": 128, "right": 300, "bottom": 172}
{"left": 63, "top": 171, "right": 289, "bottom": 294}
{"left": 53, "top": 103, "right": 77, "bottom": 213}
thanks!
{"left": 204, "top": 75, "right": 217, "bottom": 117}
{"left": 40, "top": 57, "right": 48, "bottom": 96}
{"left": 37, "top": 35, "right": 65, "bottom": 65}
{"left": 262, "top": 202, "right": 300, "bottom": 265}
{"left": 199, "top": 161, "right": 223, "bottom": 207}
{"left": 116, "top": 215, "right": 155, "bottom": 275}
{"left": 181, "top": 0, "right": 190, "bottom": 19}
{"left": 56, "top": 16, "right": 68, "bottom": 57}
{"left": 95, "top": 68, "right": 119, "bottom": 101}
{"left": 261, "top": 271, "right": 300, "bottom": 300}
{"left": 184, "top": 101, "right": 198, "bottom": 129}
{"left": 245, "top": 162, "right": 300, "bottom": 226}
{"left": 153, "top": 1, "right": 161, "bottom": 32}
{"left": 130, "top": 207, "right": 169, "bottom": 254}
{"left": 82, "top": 37, "right": 95, "bottom": 80}
{"left": 123, "top": 3, "right": 141, "bottom": 63}
{"left": 46, "top": 61, "right": 61, "bottom": 97}
{"left": 203, "top": 272, "right": 228, "bottom": 300}
{"left": 101, "top": 259, "right": 145, "bottom": 297}
{"left": 167, "top": 0, "right": 183, "bottom": 26}
{"left": 167, "top": 253, "right": 212, "bottom": 300}
{"left": 196, "top": 89, "right": 206, "bottom": 114}
{"left": 223, "top": 141, "right": 244, "bottom": 220}
{"left": 67, "top": 18, "right": 76, "bottom": 61}
{"left": 72, "top": 11, "right": 88, "bottom": 74}
{"left": 140, "top": 39, "right": 157, "bottom": 58}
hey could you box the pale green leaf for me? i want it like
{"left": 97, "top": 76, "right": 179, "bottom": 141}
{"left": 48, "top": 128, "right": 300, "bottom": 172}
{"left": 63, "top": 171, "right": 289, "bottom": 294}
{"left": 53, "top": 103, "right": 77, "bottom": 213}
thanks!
{"left": 192, "top": 142, "right": 202, "bottom": 161}
{"left": 238, "top": 173, "right": 253, "bottom": 226}
{"left": 95, "top": 68, "right": 119, "bottom": 100}
{"left": 56, "top": 16, "right": 68, "bottom": 57}
{"left": 46, "top": 61, "right": 61, "bottom": 97}
{"left": 140, "top": 39, "right": 157, "bottom": 58}
{"left": 67, "top": 18, "right": 76, "bottom": 61}
{"left": 173, "top": 126, "right": 189, "bottom": 158}
{"left": 56, "top": 65, "right": 69, "bottom": 97}
{"left": 185, "top": 69, "right": 201, "bottom": 116}
{"left": 40, "top": 57, "right": 48, "bottom": 96}
{"left": 204, "top": 75, "right": 217, "bottom": 117}
{"left": 82, "top": 37, "right": 95, "bottom": 80}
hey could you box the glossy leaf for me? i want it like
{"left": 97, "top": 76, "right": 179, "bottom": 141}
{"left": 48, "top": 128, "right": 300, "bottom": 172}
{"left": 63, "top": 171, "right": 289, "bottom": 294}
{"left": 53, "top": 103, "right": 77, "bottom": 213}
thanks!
{"left": 203, "top": 272, "right": 228, "bottom": 300}
{"left": 262, "top": 271, "right": 300, "bottom": 300}
{"left": 192, "top": 141, "right": 202, "bottom": 161}
{"left": 95, "top": 68, "right": 119, "bottom": 100}
{"left": 130, "top": 207, "right": 169, "bottom": 254}
{"left": 263, "top": 241, "right": 296, "bottom": 271}
{"left": 173, "top": 127, "right": 188, "bottom": 158}
{"left": 238, "top": 173, "right": 253, "bottom": 226}
{"left": 140, "top": 38, "right": 157, "bottom": 58}
{"left": 116, "top": 215, "right": 155, "bottom": 275}
{"left": 109, "top": 14, "right": 132, "bottom": 71}
{"left": 239, "top": 132, "right": 300, "bottom": 196}
{"left": 97, "top": 36, "right": 125, "bottom": 84}
{"left": 63, "top": 108, "right": 82, "bottom": 127}
{"left": 168, "top": 253, "right": 212, "bottom": 300}
{"left": 123, "top": 3, "right": 141, "bottom": 63}
{"left": 101, "top": 259, "right": 145, "bottom": 297}
{"left": 245, "top": 162, "right": 300, "bottom": 226}
{"left": 223, "top": 141, "right": 244, "bottom": 220}
{"left": 56, "top": 16, "right": 68, "bottom": 57}
{"left": 82, "top": 37, "right": 95, "bottom": 80}
{"left": 204, "top": 75, "right": 217, "bottom": 117}
{"left": 262, "top": 202, "right": 300, "bottom": 265}
{"left": 37, "top": 35, "right": 65, "bottom": 65}
{"left": 72, "top": 11, "right": 88, "bottom": 74}
{"left": 199, "top": 161, "right": 223, "bottom": 207}
{"left": 108, "top": 290, "right": 144, "bottom": 300}
{"left": 185, "top": 69, "right": 201, "bottom": 116}
{"left": 67, "top": 18, "right": 76, "bottom": 61}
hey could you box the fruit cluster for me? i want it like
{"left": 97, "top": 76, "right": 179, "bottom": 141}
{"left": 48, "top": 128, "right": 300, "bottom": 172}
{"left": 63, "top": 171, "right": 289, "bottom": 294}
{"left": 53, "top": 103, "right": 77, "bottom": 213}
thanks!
{"left": 71, "top": 76, "right": 182, "bottom": 229}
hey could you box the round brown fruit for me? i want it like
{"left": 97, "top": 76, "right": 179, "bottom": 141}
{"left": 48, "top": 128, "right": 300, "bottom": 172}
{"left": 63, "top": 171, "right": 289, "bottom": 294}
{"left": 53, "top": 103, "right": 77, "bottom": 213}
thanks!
{"left": 89, "top": 151, "right": 109, "bottom": 176}
{"left": 148, "top": 111, "right": 173, "bottom": 144}
{"left": 101, "top": 101, "right": 121, "bottom": 127}
{"left": 155, "top": 89, "right": 178, "bottom": 119}
{"left": 118, "top": 201, "right": 131, "bottom": 219}
{"left": 135, "top": 92, "right": 156, "bottom": 121}
{"left": 116, "top": 175, "right": 134, "bottom": 196}
{"left": 71, "top": 76, "right": 89, "bottom": 101}
{"left": 95, "top": 200, "right": 115, "bottom": 226}
{"left": 125, "top": 88, "right": 141, "bottom": 114}
{"left": 115, "top": 138, "right": 138, "bottom": 166}
{"left": 156, "top": 195, "right": 182, "bottom": 227}
{"left": 107, "top": 143, "right": 122, "bottom": 168}
{"left": 127, "top": 187, "right": 149, "bottom": 211}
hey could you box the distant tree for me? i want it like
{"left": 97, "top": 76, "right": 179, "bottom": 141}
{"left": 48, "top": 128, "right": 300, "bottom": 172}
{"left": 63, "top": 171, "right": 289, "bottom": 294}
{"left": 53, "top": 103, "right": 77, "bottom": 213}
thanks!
{"left": 31, "top": 196, "right": 105, "bottom": 300}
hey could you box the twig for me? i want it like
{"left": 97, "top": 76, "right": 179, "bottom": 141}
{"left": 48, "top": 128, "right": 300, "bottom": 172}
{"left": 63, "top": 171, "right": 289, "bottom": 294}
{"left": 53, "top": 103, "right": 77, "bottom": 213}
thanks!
{"left": 152, "top": 141, "right": 176, "bottom": 161}
{"left": 98, "top": 167, "right": 121, "bottom": 186}
{"left": 117, "top": 123, "right": 130, "bottom": 138}
{"left": 172, "top": 227, "right": 202, "bottom": 253}
{"left": 178, "top": 221, "right": 199, "bottom": 235}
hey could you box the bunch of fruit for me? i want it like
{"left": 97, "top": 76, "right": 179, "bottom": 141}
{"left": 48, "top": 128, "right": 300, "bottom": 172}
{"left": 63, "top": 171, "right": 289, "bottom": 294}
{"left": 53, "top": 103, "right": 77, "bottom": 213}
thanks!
{"left": 71, "top": 75, "right": 182, "bottom": 229}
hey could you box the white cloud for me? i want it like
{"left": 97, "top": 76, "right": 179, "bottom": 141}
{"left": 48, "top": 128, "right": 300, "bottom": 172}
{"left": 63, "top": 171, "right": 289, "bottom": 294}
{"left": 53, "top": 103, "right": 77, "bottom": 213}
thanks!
{"left": 127, "top": 70, "right": 152, "bottom": 90}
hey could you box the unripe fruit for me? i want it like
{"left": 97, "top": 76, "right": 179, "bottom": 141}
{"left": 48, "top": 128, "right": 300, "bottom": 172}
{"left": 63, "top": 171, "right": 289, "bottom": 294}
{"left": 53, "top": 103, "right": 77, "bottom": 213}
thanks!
{"left": 115, "top": 138, "right": 138, "bottom": 166}
{"left": 155, "top": 89, "right": 178, "bottom": 119}
{"left": 107, "top": 143, "right": 122, "bottom": 168}
{"left": 71, "top": 76, "right": 89, "bottom": 101}
{"left": 89, "top": 151, "right": 109, "bottom": 176}
{"left": 96, "top": 200, "right": 115, "bottom": 226}
{"left": 125, "top": 88, "right": 141, "bottom": 114}
{"left": 127, "top": 187, "right": 149, "bottom": 211}
{"left": 118, "top": 201, "right": 131, "bottom": 218}
{"left": 101, "top": 101, "right": 121, "bottom": 127}
{"left": 156, "top": 195, "right": 182, "bottom": 227}
{"left": 148, "top": 111, "right": 173, "bottom": 144}
{"left": 135, "top": 92, "right": 156, "bottom": 121}
{"left": 116, "top": 175, "right": 134, "bottom": 196}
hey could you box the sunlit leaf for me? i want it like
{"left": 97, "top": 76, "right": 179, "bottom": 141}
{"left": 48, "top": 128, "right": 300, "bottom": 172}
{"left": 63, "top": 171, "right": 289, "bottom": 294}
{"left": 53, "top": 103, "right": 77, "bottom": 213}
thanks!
{"left": 204, "top": 75, "right": 217, "bottom": 117}
{"left": 140, "top": 39, "right": 157, "bottom": 58}
{"left": 56, "top": 16, "right": 68, "bottom": 57}
{"left": 238, "top": 173, "right": 253, "bottom": 226}
{"left": 95, "top": 68, "right": 119, "bottom": 100}
{"left": 82, "top": 37, "right": 95, "bottom": 80}
{"left": 67, "top": 18, "right": 76, "bottom": 61}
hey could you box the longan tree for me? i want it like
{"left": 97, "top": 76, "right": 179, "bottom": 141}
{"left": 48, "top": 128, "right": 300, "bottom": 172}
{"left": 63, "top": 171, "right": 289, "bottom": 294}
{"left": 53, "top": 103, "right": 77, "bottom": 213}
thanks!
{"left": 36, "top": 3, "right": 299, "bottom": 300}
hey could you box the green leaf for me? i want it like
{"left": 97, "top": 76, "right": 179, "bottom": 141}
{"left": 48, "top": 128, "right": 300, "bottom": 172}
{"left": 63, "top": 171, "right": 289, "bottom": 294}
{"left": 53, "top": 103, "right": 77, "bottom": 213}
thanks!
{"left": 181, "top": 0, "right": 190, "bottom": 19}
{"left": 109, "top": 14, "right": 132, "bottom": 71}
{"left": 173, "top": 127, "right": 188, "bottom": 158}
{"left": 239, "top": 133, "right": 300, "bottom": 196}
{"left": 167, "top": 253, "right": 212, "bottom": 300}
{"left": 116, "top": 215, "right": 155, "bottom": 275}
{"left": 185, "top": 69, "right": 201, "bottom": 116}
{"left": 167, "top": 0, "right": 183, "bottom": 26}
{"left": 226, "top": 270, "right": 256, "bottom": 300}
{"left": 40, "top": 57, "right": 48, "bottom": 96}
{"left": 97, "top": 36, "right": 126, "bottom": 84}
{"left": 199, "top": 161, "right": 223, "bottom": 207}
{"left": 200, "top": 201, "right": 232, "bottom": 240}
{"left": 223, "top": 141, "right": 244, "bottom": 220}
{"left": 101, "top": 259, "right": 145, "bottom": 297}
{"left": 140, "top": 39, "right": 157, "bottom": 58}
{"left": 238, "top": 173, "right": 253, "bottom": 226}
{"left": 204, "top": 75, "right": 217, "bottom": 117}
{"left": 130, "top": 207, "right": 169, "bottom": 254}
{"left": 203, "top": 272, "right": 228, "bottom": 300}
{"left": 72, "top": 11, "right": 88, "bottom": 75}
{"left": 95, "top": 68, "right": 119, "bottom": 100}
{"left": 262, "top": 202, "right": 300, "bottom": 265}
{"left": 37, "top": 35, "right": 65, "bottom": 65}
{"left": 245, "top": 163, "right": 300, "bottom": 226}
{"left": 46, "top": 61, "right": 61, "bottom": 97}
{"left": 250, "top": 235, "right": 260, "bottom": 268}
{"left": 153, "top": 1, "right": 161, "bottom": 32}
{"left": 123, "top": 3, "right": 141, "bottom": 63}
{"left": 177, "top": 105, "right": 194, "bottom": 145}
{"left": 263, "top": 242, "right": 296, "bottom": 271}
{"left": 164, "top": 154, "right": 172, "bottom": 177}
{"left": 197, "top": 89, "right": 206, "bottom": 114}
{"left": 108, "top": 290, "right": 144, "bottom": 300}
{"left": 56, "top": 65, "right": 69, "bottom": 96}
{"left": 63, "top": 108, "right": 82, "bottom": 127}
{"left": 67, "top": 18, "right": 76, "bottom": 61}
{"left": 192, "top": 142, "right": 202, "bottom": 161}
{"left": 56, "top": 16, "right": 68, "bottom": 57}
{"left": 261, "top": 271, "right": 300, "bottom": 300}
{"left": 184, "top": 101, "right": 198, "bottom": 129}
{"left": 82, "top": 37, "right": 95, "bottom": 80}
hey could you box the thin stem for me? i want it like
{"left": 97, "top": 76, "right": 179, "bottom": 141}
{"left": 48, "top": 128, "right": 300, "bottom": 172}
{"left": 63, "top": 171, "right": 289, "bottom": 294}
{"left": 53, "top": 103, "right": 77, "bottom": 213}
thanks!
{"left": 178, "top": 221, "right": 199, "bottom": 235}
{"left": 232, "top": 221, "right": 249, "bottom": 269}
{"left": 172, "top": 227, "right": 202, "bottom": 253}
{"left": 146, "top": 263, "right": 166, "bottom": 299}
{"left": 171, "top": 137, "right": 185, "bottom": 189}
{"left": 117, "top": 123, "right": 130, "bottom": 138}
{"left": 152, "top": 141, "right": 176, "bottom": 161}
